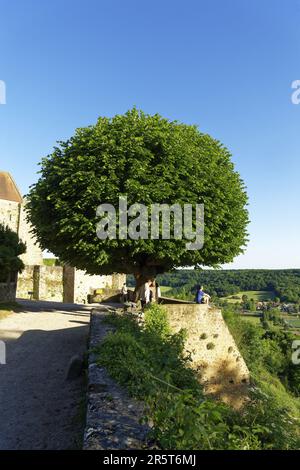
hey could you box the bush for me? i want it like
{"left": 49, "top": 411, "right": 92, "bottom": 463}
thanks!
{"left": 0, "top": 224, "right": 26, "bottom": 282}
{"left": 144, "top": 303, "right": 171, "bottom": 338}
{"left": 223, "top": 305, "right": 300, "bottom": 448}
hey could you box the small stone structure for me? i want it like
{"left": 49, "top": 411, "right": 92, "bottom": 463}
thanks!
{"left": 163, "top": 303, "right": 250, "bottom": 408}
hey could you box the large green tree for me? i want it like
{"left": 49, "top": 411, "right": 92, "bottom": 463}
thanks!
{"left": 0, "top": 224, "right": 26, "bottom": 283}
{"left": 27, "top": 109, "right": 249, "bottom": 288}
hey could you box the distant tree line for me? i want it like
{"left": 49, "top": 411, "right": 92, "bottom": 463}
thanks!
{"left": 128, "top": 269, "right": 300, "bottom": 304}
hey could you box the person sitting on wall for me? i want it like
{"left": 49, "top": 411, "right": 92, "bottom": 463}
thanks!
{"left": 195, "top": 285, "right": 211, "bottom": 304}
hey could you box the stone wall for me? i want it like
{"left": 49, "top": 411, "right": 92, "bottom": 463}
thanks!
{"left": 0, "top": 197, "right": 43, "bottom": 267}
{"left": 111, "top": 273, "right": 126, "bottom": 290}
{"left": 16, "top": 266, "right": 63, "bottom": 301}
{"left": 16, "top": 266, "right": 35, "bottom": 299}
{"left": 163, "top": 303, "right": 250, "bottom": 408}
{"left": 16, "top": 265, "right": 124, "bottom": 304}
{"left": 83, "top": 309, "right": 150, "bottom": 449}
{"left": 63, "top": 265, "right": 75, "bottom": 303}
{"left": 74, "top": 270, "right": 113, "bottom": 304}
{"left": 18, "top": 202, "right": 43, "bottom": 266}
{"left": 0, "top": 282, "right": 17, "bottom": 302}
{"left": 34, "top": 266, "right": 64, "bottom": 302}
{"left": 0, "top": 199, "right": 43, "bottom": 265}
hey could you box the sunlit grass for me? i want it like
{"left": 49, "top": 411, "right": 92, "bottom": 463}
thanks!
{"left": 0, "top": 302, "right": 21, "bottom": 320}
{"left": 222, "top": 290, "right": 276, "bottom": 303}
{"left": 160, "top": 286, "right": 173, "bottom": 294}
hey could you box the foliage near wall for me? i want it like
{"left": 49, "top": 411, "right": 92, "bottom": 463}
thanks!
{"left": 95, "top": 304, "right": 300, "bottom": 450}
{"left": 0, "top": 224, "right": 25, "bottom": 283}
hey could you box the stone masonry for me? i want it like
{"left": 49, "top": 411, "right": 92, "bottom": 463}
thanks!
{"left": 16, "top": 265, "right": 125, "bottom": 305}
{"left": 163, "top": 303, "right": 250, "bottom": 408}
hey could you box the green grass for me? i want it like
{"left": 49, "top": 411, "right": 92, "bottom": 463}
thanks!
{"left": 241, "top": 313, "right": 300, "bottom": 330}
{"left": 284, "top": 318, "right": 300, "bottom": 328}
{"left": 160, "top": 286, "right": 173, "bottom": 294}
{"left": 241, "top": 316, "right": 261, "bottom": 325}
{"left": 223, "top": 290, "right": 276, "bottom": 303}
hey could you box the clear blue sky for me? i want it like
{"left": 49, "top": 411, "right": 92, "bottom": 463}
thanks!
{"left": 0, "top": 0, "right": 299, "bottom": 269}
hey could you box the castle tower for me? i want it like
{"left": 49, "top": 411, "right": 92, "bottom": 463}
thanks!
{"left": 0, "top": 171, "right": 43, "bottom": 265}
{"left": 0, "top": 171, "right": 22, "bottom": 233}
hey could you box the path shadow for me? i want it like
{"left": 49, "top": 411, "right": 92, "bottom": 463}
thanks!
{"left": 0, "top": 323, "right": 89, "bottom": 450}
{"left": 16, "top": 299, "right": 93, "bottom": 314}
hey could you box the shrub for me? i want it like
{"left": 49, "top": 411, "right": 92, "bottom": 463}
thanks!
{"left": 0, "top": 224, "right": 26, "bottom": 282}
{"left": 223, "top": 304, "right": 300, "bottom": 448}
{"left": 144, "top": 303, "right": 171, "bottom": 338}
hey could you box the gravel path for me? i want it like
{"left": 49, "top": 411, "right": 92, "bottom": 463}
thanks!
{"left": 0, "top": 300, "right": 91, "bottom": 450}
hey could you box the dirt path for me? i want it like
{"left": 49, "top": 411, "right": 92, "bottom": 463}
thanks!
{"left": 0, "top": 300, "right": 91, "bottom": 450}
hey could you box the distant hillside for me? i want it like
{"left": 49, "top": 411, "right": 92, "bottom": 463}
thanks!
{"left": 127, "top": 269, "right": 300, "bottom": 304}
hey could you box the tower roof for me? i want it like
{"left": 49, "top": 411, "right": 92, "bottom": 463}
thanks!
{"left": 0, "top": 172, "right": 23, "bottom": 203}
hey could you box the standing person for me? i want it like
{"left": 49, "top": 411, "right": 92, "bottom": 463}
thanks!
{"left": 141, "top": 281, "right": 151, "bottom": 309}
{"left": 149, "top": 280, "right": 157, "bottom": 303}
{"left": 144, "top": 281, "right": 151, "bottom": 305}
{"left": 156, "top": 282, "right": 161, "bottom": 301}
{"left": 121, "top": 282, "right": 128, "bottom": 302}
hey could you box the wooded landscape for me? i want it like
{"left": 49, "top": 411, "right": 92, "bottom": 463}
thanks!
{"left": 133, "top": 269, "right": 300, "bottom": 304}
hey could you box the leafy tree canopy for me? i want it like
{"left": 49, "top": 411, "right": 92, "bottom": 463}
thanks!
{"left": 27, "top": 109, "right": 249, "bottom": 281}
